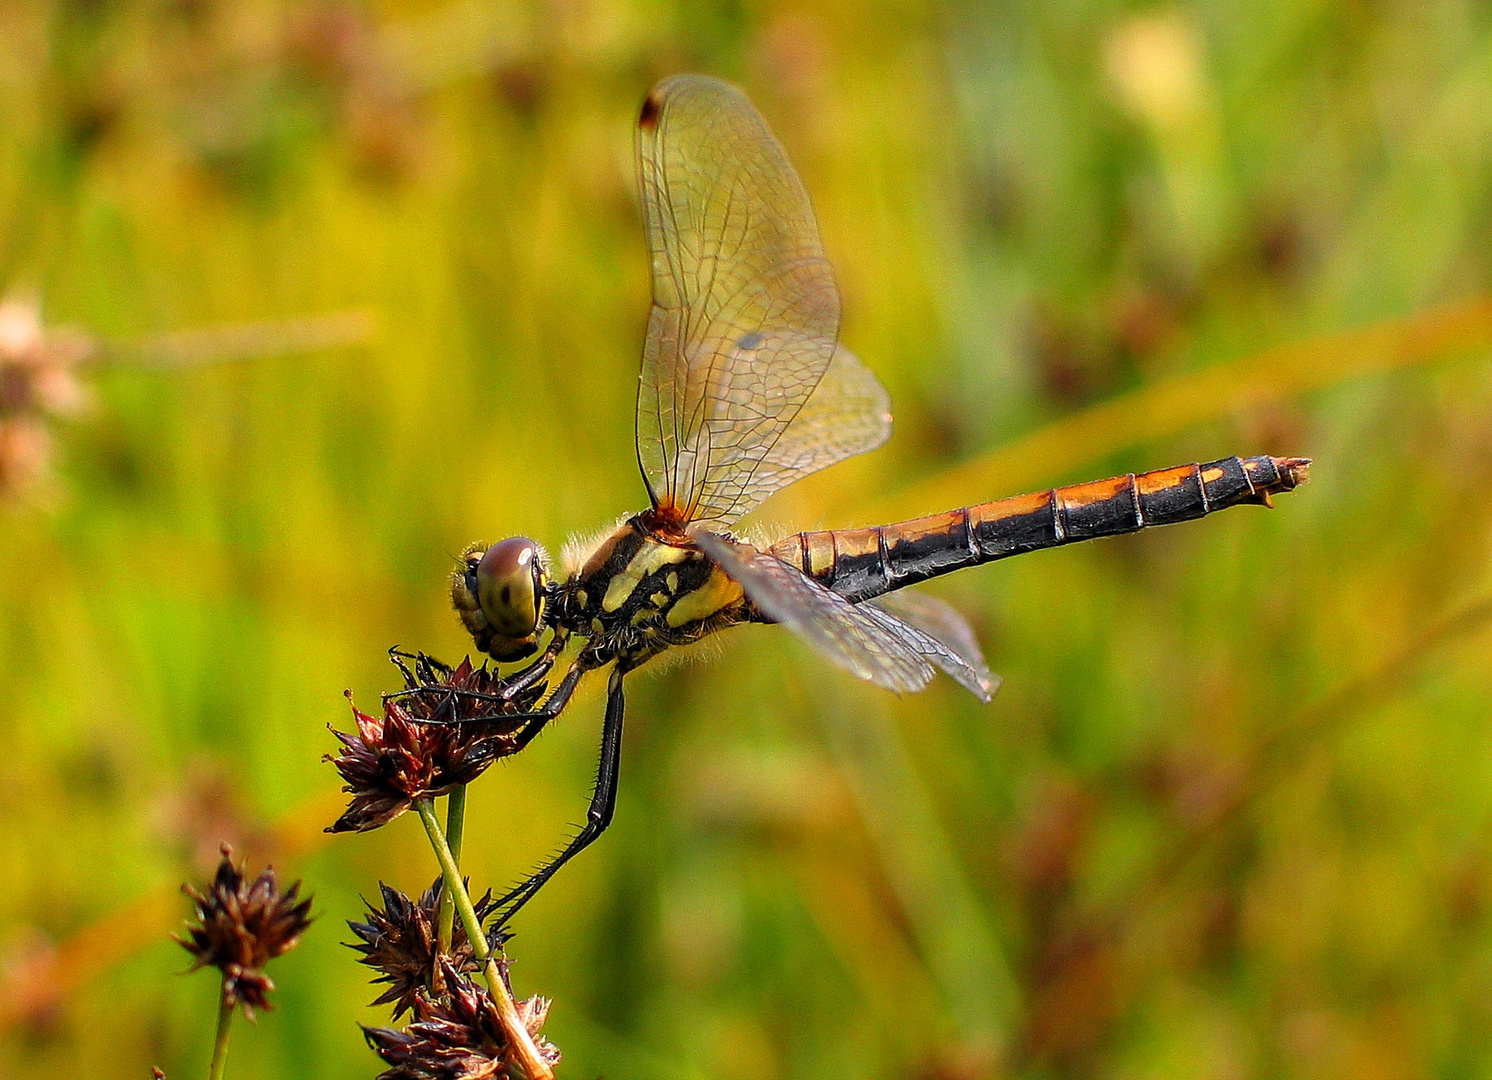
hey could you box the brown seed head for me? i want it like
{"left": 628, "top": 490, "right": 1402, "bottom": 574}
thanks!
{"left": 347, "top": 878, "right": 509, "bottom": 1020}
{"left": 325, "top": 652, "right": 546, "bottom": 834}
{"left": 177, "top": 844, "right": 314, "bottom": 1020}
{"left": 362, "top": 958, "right": 559, "bottom": 1079}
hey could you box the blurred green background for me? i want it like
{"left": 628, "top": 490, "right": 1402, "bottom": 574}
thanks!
{"left": 4, "top": 1, "right": 1492, "bottom": 1077}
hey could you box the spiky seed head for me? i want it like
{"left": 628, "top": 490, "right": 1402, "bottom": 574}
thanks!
{"left": 362, "top": 958, "right": 559, "bottom": 1079}
{"left": 177, "top": 845, "right": 313, "bottom": 1020}
{"left": 325, "top": 652, "right": 547, "bottom": 834}
{"left": 346, "top": 878, "right": 509, "bottom": 1020}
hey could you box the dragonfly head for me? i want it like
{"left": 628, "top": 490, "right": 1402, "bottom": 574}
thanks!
{"left": 451, "top": 537, "right": 551, "bottom": 662}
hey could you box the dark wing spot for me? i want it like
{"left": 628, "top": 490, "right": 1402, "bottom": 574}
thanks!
{"left": 638, "top": 91, "right": 662, "bottom": 130}
{"left": 737, "top": 332, "right": 764, "bottom": 350}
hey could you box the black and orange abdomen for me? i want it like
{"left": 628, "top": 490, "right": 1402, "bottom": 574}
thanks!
{"left": 770, "top": 455, "right": 1310, "bottom": 603}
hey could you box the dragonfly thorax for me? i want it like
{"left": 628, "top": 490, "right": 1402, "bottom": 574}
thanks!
{"left": 547, "top": 517, "right": 749, "bottom": 667}
{"left": 451, "top": 537, "right": 552, "bottom": 662}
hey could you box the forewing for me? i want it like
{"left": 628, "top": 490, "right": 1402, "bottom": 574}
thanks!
{"left": 695, "top": 530, "right": 945, "bottom": 695}
{"left": 868, "top": 591, "right": 999, "bottom": 702}
{"left": 636, "top": 75, "right": 843, "bottom": 527}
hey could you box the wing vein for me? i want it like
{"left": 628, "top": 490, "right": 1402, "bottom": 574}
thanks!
{"left": 633, "top": 76, "right": 890, "bottom": 528}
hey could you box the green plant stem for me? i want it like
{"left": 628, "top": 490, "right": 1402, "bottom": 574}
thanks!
{"left": 436, "top": 784, "right": 468, "bottom": 955}
{"left": 415, "top": 798, "right": 552, "bottom": 1080}
{"left": 207, "top": 982, "right": 234, "bottom": 1080}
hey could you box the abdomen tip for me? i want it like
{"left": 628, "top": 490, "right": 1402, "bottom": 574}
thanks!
{"left": 1277, "top": 457, "right": 1311, "bottom": 487}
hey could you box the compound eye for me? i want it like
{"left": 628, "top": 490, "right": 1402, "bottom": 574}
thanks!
{"left": 475, "top": 537, "right": 544, "bottom": 639}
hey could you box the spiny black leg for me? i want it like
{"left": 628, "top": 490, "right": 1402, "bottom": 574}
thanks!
{"left": 492, "top": 630, "right": 571, "bottom": 701}
{"left": 384, "top": 632, "right": 570, "bottom": 711}
{"left": 385, "top": 658, "right": 590, "bottom": 727}
{"left": 507, "top": 660, "right": 590, "bottom": 750}
{"left": 509, "top": 660, "right": 588, "bottom": 734}
{"left": 491, "top": 664, "right": 629, "bottom": 929}
{"left": 499, "top": 651, "right": 558, "bottom": 700}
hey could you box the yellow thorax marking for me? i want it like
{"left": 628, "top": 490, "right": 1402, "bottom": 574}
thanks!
{"left": 602, "top": 540, "right": 693, "bottom": 612}
{"left": 666, "top": 566, "right": 743, "bottom": 628}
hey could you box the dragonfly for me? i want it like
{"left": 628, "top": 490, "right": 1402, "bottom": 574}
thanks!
{"left": 443, "top": 74, "right": 1309, "bottom": 928}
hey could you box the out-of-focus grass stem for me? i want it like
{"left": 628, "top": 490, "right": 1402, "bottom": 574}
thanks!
{"left": 208, "top": 981, "right": 233, "bottom": 1080}
{"left": 415, "top": 798, "right": 553, "bottom": 1080}
{"left": 437, "top": 785, "right": 468, "bottom": 956}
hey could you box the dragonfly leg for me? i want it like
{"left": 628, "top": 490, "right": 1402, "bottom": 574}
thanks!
{"left": 515, "top": 658, "right": 587, "bottom": 723}
{"left": 491, "top": 664, "right": 628, "bottom": 929}
{"left": 494, "top": 656, "right": 556, "bottom": 700}
{"left": 388, "top": 657, "right": 590, "bottom": 727}
{"left": 494, "top": 629, "right": 572, "bottom": 700}
{"left": 384, "top": 632, "right": 573, "bottom": 714}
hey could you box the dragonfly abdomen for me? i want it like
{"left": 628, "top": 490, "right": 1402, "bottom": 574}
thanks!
{"left": 771, "top": 455, "right": 1310, "bottom": 603}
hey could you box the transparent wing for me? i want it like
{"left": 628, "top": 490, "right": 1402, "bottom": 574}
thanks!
{"left": 868, "top": 591, "right": 999, "bottom": 702}
{"left": 749, "top": 344, "right": 891, "bottom": 505}
{"left": 638, "top": 75, "right": 881, "bottom": 529}
{"left": 695, "top": 530, "right": 969, "bottom": 695}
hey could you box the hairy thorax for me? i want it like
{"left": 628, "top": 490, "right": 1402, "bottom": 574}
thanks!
{"left": 556, "top": 515, "right": 749, "bottom": 667}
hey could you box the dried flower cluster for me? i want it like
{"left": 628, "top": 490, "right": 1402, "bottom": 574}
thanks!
{"left": 329, "top": 651, "right": 561, "bottom": 1076}
{"left": 326, "top": 652, "right": 546, "bottom": 832}
{"left": 348, "top": 878, "right": 508, "bottom": 1020}
{"left": 362, "top": 958, "right": 559, "bottom": 1080}
{"left": 0, "top": 295, "right": 91, "bottom": 497}
{"left": 177, "top": 845, "right": 314, "bottom": 1019}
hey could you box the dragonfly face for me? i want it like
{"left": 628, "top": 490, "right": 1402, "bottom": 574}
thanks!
{"left": 452, "top": 537, "right": 551, "bottom": 662}
{"left": 446, "top": 74, "right": 1310, "bottom": 930}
